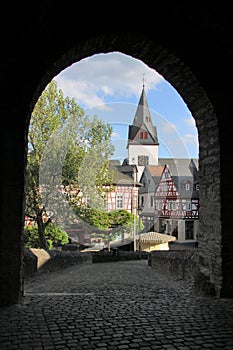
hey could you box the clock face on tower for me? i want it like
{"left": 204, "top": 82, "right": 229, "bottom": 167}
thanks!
{"left": 138, "top": 155, "right": 149, "bottom": 166}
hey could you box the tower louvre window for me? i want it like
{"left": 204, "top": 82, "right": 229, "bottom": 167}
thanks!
{"left": 140, "top": 131, "right": 148, "bottom": 139}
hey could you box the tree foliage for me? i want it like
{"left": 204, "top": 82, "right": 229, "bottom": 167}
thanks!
{"left": 25, "top": 80, "right": 115, "bottom": 249}
{"left": 24, "top": 223, "right": 69, "bottom": 250}
{"left": 73, "top": 207, "right": 141, "bottom": 250}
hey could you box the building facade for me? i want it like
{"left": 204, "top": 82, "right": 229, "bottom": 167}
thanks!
{"left": 116, "top": 84, "right": 199, "bottom": 243}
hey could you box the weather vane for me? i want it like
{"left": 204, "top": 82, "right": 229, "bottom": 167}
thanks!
{"left": 142, "top": 73, "right": 146, "bottom": 87}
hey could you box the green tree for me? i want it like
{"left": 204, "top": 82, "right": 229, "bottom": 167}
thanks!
{"left": 24, "top": 223, "right": 69, "bottom": 250}
{"left": 74, "top": 208, "right": 137, "bottom": 250}
{"left": 25, "top": 80, "right": 114, "bottom": 250}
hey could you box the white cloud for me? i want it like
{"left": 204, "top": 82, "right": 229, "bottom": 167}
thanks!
{"left": 182, "top": 133, "right": 199, "bottom": 145}
{"left": 111, "top": 131, "right": 121, "bottom": 138}
{"left": 184, "top": 116, "right": 196, "bottom": 128}
{"left": 54, "top": 52, "right": 164, "bottom": 109}
{"left": 55, "top": 76, "right": 107, "bottom": 109}
{"left": 51, "top": 52, "right": 198, "bottom": 159}
{"left": 160, "top": 120, "right": 177, "bottom": 134}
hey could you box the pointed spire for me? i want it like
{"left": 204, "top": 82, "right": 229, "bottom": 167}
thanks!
{"left": 127, "top": 80, "right": 159, "bottom": 147}
{"left": 132, "top": 82, "right": 152, "bottom": 128}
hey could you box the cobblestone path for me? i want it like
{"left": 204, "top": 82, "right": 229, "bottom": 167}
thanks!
{"left": 1, "top": 260, "right": 233, "bottom": 349}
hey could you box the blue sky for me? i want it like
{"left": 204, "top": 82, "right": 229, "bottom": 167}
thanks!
{"left": 54, "top": 52, "right": 199, "bottom": 162}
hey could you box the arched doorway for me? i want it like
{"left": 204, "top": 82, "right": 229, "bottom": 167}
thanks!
{"left": 0, "top": 32, "right": 230, "bottom": 305}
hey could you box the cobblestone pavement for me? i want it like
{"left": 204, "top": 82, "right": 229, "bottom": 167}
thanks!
{"left": 1, "top": 259, "right": 233, "bottom": 349}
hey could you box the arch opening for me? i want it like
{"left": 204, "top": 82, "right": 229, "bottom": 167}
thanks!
{"left": 0, "top": 33, "right": 227, "bottom": 305}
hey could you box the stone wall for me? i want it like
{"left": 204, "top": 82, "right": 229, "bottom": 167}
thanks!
{"left": 23, "top": 248, "right": 92, "bottom": 277}
{"left": 23, "top": 248, "right": 38, "bottom": 278}
{"left": 148, "top": 250, "right": 198, "bottom": 283}
{"left": 92, "top": 250, "right": 149, "bottom": 263}
{"left": 148, "top": 249, "right": 219, "bottom": 296}
{"left": 1, "top": 5, "right": 233, "bottom": 304}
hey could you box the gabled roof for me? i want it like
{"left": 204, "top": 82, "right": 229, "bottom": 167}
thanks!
{"left": 147, "top": 165, "right": 165, "bottom": 177}
{"left": 158, "top": 158, "right": 199, "bottom": 176}
{"left": 139, "top": 165, "right": 164, "bottom": 194}
{"left": 109, "top": 163, "right": 141, "bottom": 187}
{"left": 158, "top": 158, "right": 199, "bottom": 198}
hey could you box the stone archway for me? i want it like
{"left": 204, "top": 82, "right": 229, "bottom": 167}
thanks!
{"left": 35, "top": 33, "right": 223, "bottom": 296}
{"left": 0, "top": 32, "right": 229, "bottom": 305}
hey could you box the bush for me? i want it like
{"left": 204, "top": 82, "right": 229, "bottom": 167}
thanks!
{"left": 24, "top": 223, "right": 69, "bottom": 249}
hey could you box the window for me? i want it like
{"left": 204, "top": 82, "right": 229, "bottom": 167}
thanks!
{"left": 139, "top": 131, "right": 148, "bottom": 139}
{"left": 150, "top": 195, "right": 154, "bottom": 208}
{"left": 168, "top": 201, "right": 177, "bottom": 210}
{"left": 163, "top": 182, "right": 168, "bottom": 191}
{"left": 172, "top": 201, "right": 178, "bottom": 211}
{"left": 116, "top": 194, "right": 124, "bottom": 209}
{"left": 186, "top": 183, "right": 190, "bottom": 190}
{"left": 186, "top": 201, "right": 191, "bottom": 211}
{"left": 185, "top": 221, "right": 194, "bottom": 240}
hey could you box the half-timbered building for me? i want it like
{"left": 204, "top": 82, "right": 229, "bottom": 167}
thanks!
{"left": 113, "top": 83, "right": 200, "bottom": 244}
{"left": 138, "top": 165, "right": 165, "bottom": 232}
{"left": 106, "top": 161, "right": 141, "bottom": 213}
{"left": 153, "top": 158, "right": 199, "bottom": 242}
{"left": 76, "top": 83, "right": 199, "bottom": 247}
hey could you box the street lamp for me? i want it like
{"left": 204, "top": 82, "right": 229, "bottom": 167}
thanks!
{"left": 133, "top": 202, "right": 143, "bottom": 253}
{"left": 133, "top": 193, "right": 137, "bottom": 252}
{"left": 132, "top": 167, "right": 137, "bottom": 252}
{"left": 137, "top": 205, "right": 143, "bottom": 258}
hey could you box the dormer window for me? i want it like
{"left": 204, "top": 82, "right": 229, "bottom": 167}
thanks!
{"left": 183, "top": 180, "right": 191, "bottom": 191}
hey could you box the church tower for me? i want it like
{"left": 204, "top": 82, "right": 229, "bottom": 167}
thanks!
{"left": 127, "top": 82, "right": 159, "bottom": 180}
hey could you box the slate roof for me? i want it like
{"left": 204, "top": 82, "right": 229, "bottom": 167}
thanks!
{"left": 139, "top": 165, "right": 164, "bottom": 194}
{"left": 158, "top": 158, "right": 199, "bottom": 176}
{"left": 127, "top": 87, "right": 159, "bottom": 146}
{"left": 109, "top": 163, "right": 141, "bottom": 187}
{"left": 113, "top": 164, "right": 136, "bottom": 179}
